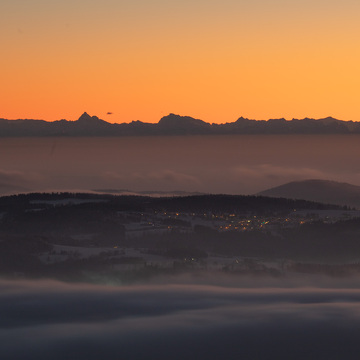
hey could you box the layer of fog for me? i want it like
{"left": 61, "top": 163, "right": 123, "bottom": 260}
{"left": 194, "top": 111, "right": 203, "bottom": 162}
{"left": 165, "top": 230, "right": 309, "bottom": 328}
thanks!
{"left": 1, "top": 135, "right": 360, "bottom": 195}
{"left": 2, "top": 276, "right": 360, "bottom": 359}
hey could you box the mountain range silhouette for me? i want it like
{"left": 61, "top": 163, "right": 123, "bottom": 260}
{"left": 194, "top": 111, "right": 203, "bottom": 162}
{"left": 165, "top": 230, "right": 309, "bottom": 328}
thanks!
{"left": 0, "top": 112, "right": 358, "bottom": 136}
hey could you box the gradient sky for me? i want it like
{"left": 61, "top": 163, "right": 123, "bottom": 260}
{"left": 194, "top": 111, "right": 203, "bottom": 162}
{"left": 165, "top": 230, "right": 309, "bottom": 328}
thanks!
{"left": 1, "top": 0, "right": 359, "bottom": 123}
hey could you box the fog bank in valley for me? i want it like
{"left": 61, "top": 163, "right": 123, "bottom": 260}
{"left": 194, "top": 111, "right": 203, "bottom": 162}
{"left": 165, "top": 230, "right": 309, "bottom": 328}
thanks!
{"left": 2, "top": 277, "right": 360, "bottom": 359}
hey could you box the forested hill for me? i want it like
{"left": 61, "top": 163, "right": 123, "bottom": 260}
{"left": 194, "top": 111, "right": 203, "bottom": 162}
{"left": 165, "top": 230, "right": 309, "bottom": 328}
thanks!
{"left": 0, "top": 192, "right": 344, "bottom": 215}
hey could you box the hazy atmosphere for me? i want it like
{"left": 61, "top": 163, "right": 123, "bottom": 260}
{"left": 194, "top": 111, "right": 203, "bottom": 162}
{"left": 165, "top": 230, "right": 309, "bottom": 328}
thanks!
{"left": 1, "top": 134, "right": 360, "bottom": 196}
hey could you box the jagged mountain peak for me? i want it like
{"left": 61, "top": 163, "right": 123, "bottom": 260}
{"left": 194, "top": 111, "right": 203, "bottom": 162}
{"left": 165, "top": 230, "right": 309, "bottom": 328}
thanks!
{"left": 76, "top": 112, "right": 107, "bottom": 125}
{"left": 77, "top": 112, "right": 92, "bottom": 121}
{"left": 158, "top": 113, "right": 209, "bottom": 127}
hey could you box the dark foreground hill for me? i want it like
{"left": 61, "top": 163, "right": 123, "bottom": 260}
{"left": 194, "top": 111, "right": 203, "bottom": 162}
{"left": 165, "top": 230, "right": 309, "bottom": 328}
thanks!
{"left": 1, "top": 192, "right": 360, "bottom": 281}
{"left": 258, "top": 179, "right": 360, "bottom": 209}
{"left": 0, "top": 191, "right": 342, "bottom": 216}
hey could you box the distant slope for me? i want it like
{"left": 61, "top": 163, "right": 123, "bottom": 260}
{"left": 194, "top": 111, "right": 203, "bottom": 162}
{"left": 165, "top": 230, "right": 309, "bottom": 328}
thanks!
{"left": 1, "top": 112, "right": 360, "bottom": 136}
{"left": 258, "top": 180, "right": 360, "bottom": 208}
{"left": 92, "top": 189, "right": 205, "bottom": 197}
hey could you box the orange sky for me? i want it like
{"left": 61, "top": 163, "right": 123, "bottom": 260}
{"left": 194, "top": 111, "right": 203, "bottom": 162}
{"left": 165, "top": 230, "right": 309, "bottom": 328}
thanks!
{"left": 1, "top": 0, "right": 359, "bottom": 124}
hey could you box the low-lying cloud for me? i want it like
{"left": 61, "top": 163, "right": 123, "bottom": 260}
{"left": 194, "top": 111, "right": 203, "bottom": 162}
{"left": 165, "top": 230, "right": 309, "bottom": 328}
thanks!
{"left": 2, "top": 278, "right": 360, "bottom": 359}
{"left": 103, "top": 170, "right": 200, "bottom": 190}
{"left": 0, "top": 169, "right": 41, "bottom": 194}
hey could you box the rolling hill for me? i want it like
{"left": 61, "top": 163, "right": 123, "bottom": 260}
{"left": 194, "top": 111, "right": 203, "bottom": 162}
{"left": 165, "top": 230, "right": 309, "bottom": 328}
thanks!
{"left": 258, "top": 179, "right": 360, "bottom": 209}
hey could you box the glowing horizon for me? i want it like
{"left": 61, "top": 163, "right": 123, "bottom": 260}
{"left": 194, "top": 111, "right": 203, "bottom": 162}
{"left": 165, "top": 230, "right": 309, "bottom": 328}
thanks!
{"left": 2, "top": 0, "right": 359, "bottom": 124}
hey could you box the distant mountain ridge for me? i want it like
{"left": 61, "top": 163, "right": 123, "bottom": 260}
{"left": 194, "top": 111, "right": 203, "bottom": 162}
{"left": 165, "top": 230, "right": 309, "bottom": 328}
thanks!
{"left": 258, "top": 179, "right": 360, "bottom": 209}
{"left": 0, "top": 112, "right": 359, "bottom": 136}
